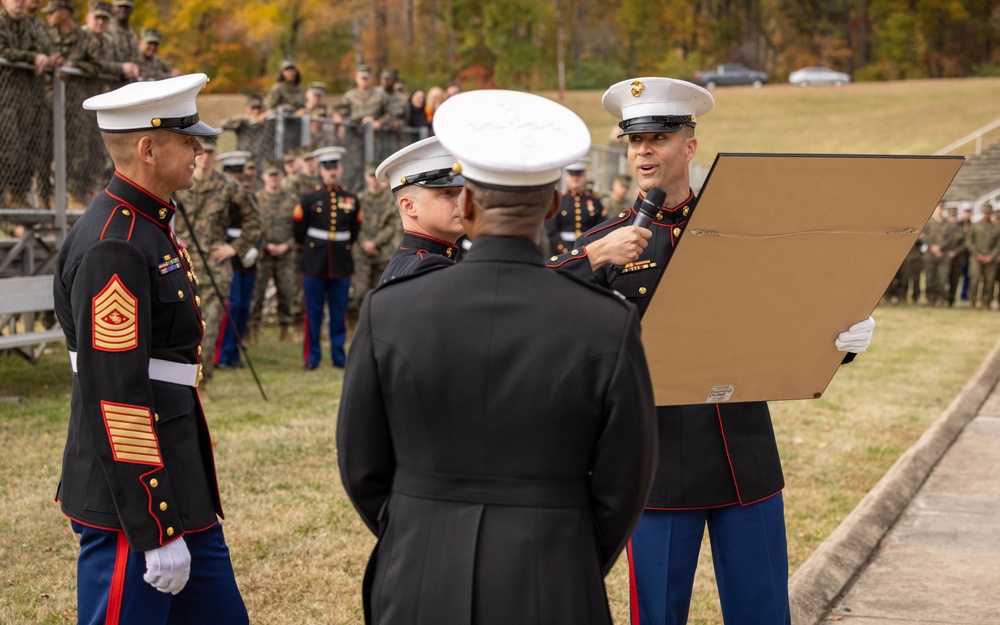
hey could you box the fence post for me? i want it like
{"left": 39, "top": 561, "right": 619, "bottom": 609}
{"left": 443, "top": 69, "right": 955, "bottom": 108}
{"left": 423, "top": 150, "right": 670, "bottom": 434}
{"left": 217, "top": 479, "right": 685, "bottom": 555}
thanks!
{"left": 364, "top": 123, "right": 375, "bottom": 165}
{"left": 52, "top": 72, "right": 68, "bottom": 245}
{"left": 274, "top": 111, "right": 286, "bottom": 160}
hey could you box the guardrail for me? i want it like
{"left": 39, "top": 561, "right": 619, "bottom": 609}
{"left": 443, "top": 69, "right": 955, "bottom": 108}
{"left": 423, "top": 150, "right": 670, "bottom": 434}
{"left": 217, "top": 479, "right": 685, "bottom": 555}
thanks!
{"left": 935, "top": 118, "right": 1000, "bottom": 156}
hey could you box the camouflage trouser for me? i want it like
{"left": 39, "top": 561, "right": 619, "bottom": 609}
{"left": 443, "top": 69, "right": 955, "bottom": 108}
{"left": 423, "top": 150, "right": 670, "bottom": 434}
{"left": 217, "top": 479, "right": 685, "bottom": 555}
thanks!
{"left": 968, "top": 258, "right": 997, "bottom": 307}
{"left": 197, "top": 270, "right": 232, "bottom": 383}
{"left": 923, "top": 256, "right": 952, "bottom": 304}
{"left": 250, "top": 251, "right": 298, "bottom": 328}
{"left": 889, "top": 252, "right": 922, "bottom": 303}
{"left": 350, "top": 256, "right": 390, "bottom": 310}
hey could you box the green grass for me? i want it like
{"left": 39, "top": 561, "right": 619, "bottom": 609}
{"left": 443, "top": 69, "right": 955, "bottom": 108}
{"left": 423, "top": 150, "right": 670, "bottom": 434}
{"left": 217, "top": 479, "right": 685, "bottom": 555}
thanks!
{"left": 3, "top": 303, "right": 1000, "bottom": 624}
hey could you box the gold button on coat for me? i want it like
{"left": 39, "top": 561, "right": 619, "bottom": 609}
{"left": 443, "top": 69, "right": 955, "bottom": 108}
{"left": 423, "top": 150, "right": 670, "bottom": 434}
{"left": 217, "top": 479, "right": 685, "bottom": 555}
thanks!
{"left": 159, "top": 502, "right": 168, "bottom": 511}
{"left": 154, "top": 413, "right": 159, "bottom": 421}
{"left": 683, "top": 207, "right": 690, "bottom": 216}
{"left": 673, "top": 227, "right": 681, "bottom": 237}
{"left": 656, "top": 211, "right": 663, "bottom": 220}
{"left": 150, "top": 479, "right": 158, "bottom": 488}
{"left": 178, "top": 290, "right": 184, "bottom": 298}
{"left": 639, "top": 287, "right": 647, "bottom": 295}
{"left": 166, "top": 527, "right": 174, "bottom": 536}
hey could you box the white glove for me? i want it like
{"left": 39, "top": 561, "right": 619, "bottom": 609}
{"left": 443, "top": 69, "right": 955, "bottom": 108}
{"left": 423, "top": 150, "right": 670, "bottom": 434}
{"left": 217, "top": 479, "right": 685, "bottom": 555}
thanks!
{"left": 143, "top": 538, "right": 191, "bottom": 595}
{"left": 240, "top": 246, "right": 259, "bottom": 268}
{"left": 835, "top": 316, "right": 875, "bottom": 353}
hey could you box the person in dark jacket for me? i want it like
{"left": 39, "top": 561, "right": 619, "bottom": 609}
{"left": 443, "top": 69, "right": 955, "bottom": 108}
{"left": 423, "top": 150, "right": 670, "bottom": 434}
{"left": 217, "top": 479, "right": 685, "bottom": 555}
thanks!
{"left": 292, "top": 145, "right": 361, "bottom": 369}
{"left": 338, "top": 89, "right": 657, "bottom": 625}
{"left": 376, "top": 135, "right": 465, "bottom": 284}
{"left": 54, "top": 74, "right": 247, "bottom": 625}
{"left": 546, "top": 77, "right": 875, "bottom": 625}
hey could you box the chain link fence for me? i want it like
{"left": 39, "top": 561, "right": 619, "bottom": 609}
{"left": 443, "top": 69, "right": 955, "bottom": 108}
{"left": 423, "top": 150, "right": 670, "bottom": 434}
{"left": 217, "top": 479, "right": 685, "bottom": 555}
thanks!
{"left": 0, "top": 60, "right": 118, "bottom": 214}
{"left": 223, "top": 111, "right": 430, "bottom": 195}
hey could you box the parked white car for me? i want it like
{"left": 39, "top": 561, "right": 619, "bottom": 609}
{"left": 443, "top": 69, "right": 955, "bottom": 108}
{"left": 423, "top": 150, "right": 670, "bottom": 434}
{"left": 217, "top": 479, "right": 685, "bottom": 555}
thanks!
{"left": 789, "top": 66, "right": 851, "bottom": 86}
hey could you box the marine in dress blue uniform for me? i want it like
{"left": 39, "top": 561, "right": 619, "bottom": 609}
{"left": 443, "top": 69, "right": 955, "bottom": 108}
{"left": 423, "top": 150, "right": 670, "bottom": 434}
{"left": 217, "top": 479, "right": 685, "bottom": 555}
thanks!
{"left": 292, "top": 146, "right": 361, "bottom": 369}
{"left": 375, "top": 136, "right": 466, "bottom": 284}
{"left": 545, "top": 159, "right": 605, "bottom": 254}
{"left": 547, "top": 77, "right": 875, "bottom": 625}
{"left": 338, "top": 89, "right": 657, "bottom": 625}
{"left": 216, "top": 150, "right": 260, "bottom": 369}
{"left": 54, "top": 74, "right": 247, "bottom": 625}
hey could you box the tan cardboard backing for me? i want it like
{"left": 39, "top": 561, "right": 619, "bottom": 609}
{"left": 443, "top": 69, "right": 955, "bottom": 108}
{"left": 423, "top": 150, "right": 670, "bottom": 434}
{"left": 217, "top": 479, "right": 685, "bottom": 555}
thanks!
{"left": 644, "top": 153, "right": 964, "bottom": 405}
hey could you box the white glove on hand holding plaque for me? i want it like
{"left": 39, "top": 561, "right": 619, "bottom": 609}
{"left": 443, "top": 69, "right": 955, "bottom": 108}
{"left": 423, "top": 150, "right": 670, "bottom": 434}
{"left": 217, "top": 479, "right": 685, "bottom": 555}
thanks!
{"left": 835, "top": 316, "right": 876, "bottom": 353}
{"left": 144, "top": 537, "right": 191, "bottom": 595}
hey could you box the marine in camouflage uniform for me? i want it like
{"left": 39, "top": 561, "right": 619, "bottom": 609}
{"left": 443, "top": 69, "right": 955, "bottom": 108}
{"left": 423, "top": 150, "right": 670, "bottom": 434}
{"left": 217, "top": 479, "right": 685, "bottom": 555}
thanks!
{"left": 106, "top": 0, "right": 137, "bottom": 66}
{"left": 351, "top": 167, "right": 401, "bottom": 311}
{"left": 173, "top": 147, "right": 262, "bottom": 384}
{"left": 136, "top": 28, "right": 174, "bottom": 80}
{"left": 249, "top": 163, "right": 300, "bottom": 341}
{"left": 264, "top": 59, "right": 306, "bottom": 112}
{"left": 0, "top": 0, "right": 53, "bottom": 208}
{"left": 966, "top": 207, "right": 1000, "bottom": 309}
{"left": 282, "top": 148, "right": 321, "bottom": 197}
{"left": 921, "top": 206, "right": 965, "bottom": 306}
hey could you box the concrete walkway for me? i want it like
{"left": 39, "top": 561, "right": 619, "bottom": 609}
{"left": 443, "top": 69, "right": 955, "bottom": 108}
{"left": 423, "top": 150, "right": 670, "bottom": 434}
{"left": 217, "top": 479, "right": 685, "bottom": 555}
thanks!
{"left": 789, "top": 339, "right": 1000, "bottom": 625}
{"left": 827, "top": 404, "right": 1000, "bottom": 624}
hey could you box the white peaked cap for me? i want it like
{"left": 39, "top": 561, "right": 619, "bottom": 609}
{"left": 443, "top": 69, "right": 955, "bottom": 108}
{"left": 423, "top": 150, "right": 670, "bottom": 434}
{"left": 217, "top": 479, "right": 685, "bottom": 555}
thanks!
{"left": 375, "top": 136, "right": 464, "bottom": 192}
{"left": 83, "top": 73, "right": 219, "bottom": 136}
{"left": 432, "top": 90, "right": 591, "bottom": 188}
{"left": 603, "top": 77, "right": 714, "bottom": 135}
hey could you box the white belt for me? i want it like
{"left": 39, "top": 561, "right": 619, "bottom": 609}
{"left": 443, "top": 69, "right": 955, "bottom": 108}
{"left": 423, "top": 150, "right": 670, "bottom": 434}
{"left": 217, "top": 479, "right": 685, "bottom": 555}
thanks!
{"left": 307, "top": 227, "right": 350, "bottom": 242}
{"left": 227, "top": 228, "right": 242, "bottom": 238}
{"left": 69, "top": 351, "right": 202, "bottom": 387}
{"left": 559, "top": 231, "right": 577, "bottom": 242}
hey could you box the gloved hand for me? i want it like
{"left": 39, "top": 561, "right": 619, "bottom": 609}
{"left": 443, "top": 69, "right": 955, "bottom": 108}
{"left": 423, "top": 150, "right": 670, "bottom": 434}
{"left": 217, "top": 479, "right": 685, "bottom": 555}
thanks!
{"left": 835, "top": 316, "right": 876, "bottom": 353}
{"left": 144, "top": 537, "right": 191, "bottom": 595}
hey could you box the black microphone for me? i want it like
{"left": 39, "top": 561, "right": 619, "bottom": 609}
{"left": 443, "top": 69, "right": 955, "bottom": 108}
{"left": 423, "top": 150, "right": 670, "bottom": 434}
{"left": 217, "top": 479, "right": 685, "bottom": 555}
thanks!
{"left": 633, "top": 187, "right": 666, "bottom": 229}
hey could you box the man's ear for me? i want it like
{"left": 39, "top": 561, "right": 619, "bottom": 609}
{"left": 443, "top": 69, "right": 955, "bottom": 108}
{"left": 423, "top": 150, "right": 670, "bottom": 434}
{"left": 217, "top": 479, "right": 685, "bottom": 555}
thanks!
{"left": 397, "top": 193, "right": 418, "bottom": 218}
{"left": 545, "top": 189, "right": 560, "bottom": 220}
{"left": 137, "top": 135, "right": 156, "bottom": 164}
{"left": 459, "top": 186, "right": 476, "bottom": 221}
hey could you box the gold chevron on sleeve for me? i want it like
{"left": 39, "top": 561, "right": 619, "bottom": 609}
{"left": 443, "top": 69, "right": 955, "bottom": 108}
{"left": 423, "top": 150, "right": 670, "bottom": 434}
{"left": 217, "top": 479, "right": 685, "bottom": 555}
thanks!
{"left": 92, "top": 274, "right": 139, "bottom": 352}
{"left": 101, "top": 401, "right": 162, "bottom": 466}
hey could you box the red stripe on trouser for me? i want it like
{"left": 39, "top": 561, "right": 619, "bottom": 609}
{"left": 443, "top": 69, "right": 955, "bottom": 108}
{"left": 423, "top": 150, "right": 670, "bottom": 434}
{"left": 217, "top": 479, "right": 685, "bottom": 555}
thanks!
{"left": 627, "top": 537, "right": 639, "bottom": 625}
{"left": 105, "top": 532, "right": 129, "bottom": 625}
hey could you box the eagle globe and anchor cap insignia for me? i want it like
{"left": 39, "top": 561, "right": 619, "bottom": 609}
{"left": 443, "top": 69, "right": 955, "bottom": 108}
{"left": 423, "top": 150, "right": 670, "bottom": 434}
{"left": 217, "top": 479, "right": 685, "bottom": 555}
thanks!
{"left": 92, "top": 274, "right": 139, "bottom": 352}
{"left": 630, "top": 80, "right": 645, "bottom": 97}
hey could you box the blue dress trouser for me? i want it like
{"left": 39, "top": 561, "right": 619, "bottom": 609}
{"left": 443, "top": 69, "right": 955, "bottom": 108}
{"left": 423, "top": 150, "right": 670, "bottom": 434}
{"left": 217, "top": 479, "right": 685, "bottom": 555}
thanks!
{"left": 73, "top": 521, "right": 247, "bottom": 625}
{"left": 627, "top": 493, "right": 790, "bottom": 625}
{"left": 218, "top": 271, "right": 256, "bottom": 366}
{"left": 302, "top": 273, "right": 350, "bottom": 367}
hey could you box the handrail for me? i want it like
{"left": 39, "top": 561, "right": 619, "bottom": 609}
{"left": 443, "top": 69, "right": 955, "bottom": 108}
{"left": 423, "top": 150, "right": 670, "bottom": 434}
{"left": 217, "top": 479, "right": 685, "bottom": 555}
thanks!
{"left": 935, "top": 118, "right": 1000, "bottom": 156}
{"left": 974, "top": 186, "right": 1000, "bottom": 210}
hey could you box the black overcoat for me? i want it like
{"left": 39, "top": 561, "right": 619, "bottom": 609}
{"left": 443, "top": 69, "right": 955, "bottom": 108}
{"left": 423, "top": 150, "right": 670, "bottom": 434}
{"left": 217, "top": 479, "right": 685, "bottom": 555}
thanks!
{"left": 338, "top": 236, "right": 657, "bottom": 625}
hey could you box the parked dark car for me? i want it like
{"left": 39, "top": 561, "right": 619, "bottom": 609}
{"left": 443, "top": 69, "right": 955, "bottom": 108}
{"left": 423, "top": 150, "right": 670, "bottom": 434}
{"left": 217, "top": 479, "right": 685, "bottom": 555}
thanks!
{"left": 693, "top": 64, "right": 768, "bottom": 89}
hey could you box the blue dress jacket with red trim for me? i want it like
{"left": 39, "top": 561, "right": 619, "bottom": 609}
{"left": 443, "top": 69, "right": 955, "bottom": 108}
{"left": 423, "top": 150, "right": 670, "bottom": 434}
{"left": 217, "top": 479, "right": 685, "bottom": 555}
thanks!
{"left": 378, "top": 230, "right": 461, "bottom": 286}
{"left": 53, "top": 172, "right": 223, "bottom": 552}
{"left": 546, "top": 191, "right": 785, "bottom": 508}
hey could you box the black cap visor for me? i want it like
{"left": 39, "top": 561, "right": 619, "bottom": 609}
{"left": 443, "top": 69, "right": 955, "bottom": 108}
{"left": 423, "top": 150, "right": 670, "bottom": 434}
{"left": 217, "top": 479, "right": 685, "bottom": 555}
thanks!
{"left": 618, "top": 115, "right": 695, "bottom": 137}
{"left": 392, "top": 167, "right": 465, "bottom": 192}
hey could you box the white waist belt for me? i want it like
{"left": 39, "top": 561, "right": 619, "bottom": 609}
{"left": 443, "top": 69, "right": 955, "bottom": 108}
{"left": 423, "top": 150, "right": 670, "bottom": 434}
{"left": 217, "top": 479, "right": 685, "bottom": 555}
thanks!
{"left": 559, "top": 231, "right": 578, "bottom": 242}
{"left": 69, "top": 351, "right": 202, "bottom": 387}
{"left": 227, "top": 228, "right": 242, "bottom": 238}
{"left": 307, "top": 227, "right": 350, "bottom": 242}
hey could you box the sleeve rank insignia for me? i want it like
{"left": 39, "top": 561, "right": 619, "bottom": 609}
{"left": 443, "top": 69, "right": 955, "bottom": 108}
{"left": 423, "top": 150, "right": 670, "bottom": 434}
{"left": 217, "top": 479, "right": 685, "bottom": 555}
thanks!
{"left": 101, "top": 400, "right": 162, "bottom": 466}
{"left": 92, "top": 274, "right": 139, "bottom": 352}
{"left": 621, "top": 259, "right": 658, "bottom": 273}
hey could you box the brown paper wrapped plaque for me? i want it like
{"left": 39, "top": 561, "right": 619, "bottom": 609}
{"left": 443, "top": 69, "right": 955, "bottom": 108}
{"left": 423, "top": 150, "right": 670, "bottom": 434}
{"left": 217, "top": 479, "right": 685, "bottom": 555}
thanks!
{"left": 643, "top": 153, "right": 963, "bottom": 405}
